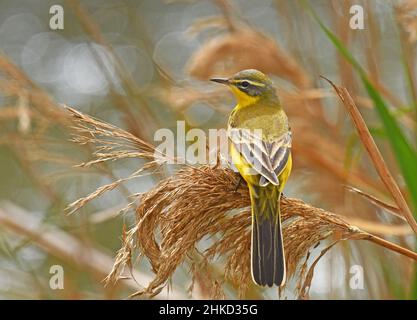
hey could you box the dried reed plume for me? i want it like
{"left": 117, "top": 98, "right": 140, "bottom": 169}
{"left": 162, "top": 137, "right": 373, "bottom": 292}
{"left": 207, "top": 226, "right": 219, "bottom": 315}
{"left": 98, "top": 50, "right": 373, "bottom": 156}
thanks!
{"left": 65, "top": 102, "right": 417, "bottom": 299}
{"left": 106, "top": 165, "right": 365, "bottom": 299}
{"left": 65, "top": 106, "right": 168, "bottom": 215}
{"left": 186, "top": 17, "right": 310, "bottom": 88}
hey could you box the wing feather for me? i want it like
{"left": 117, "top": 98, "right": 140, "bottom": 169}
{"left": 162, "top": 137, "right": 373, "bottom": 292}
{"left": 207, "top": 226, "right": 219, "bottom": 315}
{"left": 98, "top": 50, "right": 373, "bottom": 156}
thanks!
{"left": 229, "top": 128, "right": 291, "bottom": 186}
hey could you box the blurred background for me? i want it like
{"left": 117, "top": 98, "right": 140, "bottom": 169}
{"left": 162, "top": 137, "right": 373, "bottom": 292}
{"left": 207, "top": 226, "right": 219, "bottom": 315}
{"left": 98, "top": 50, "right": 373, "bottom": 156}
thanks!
{"left": 0, "top": 0, "right": 417, "bottom": 299}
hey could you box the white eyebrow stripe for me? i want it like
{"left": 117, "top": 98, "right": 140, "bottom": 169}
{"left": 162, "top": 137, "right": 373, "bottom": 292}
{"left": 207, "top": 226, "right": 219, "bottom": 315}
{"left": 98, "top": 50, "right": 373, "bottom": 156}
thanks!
{"left": 235, "top": 80, "right": 266, "bottom": 87}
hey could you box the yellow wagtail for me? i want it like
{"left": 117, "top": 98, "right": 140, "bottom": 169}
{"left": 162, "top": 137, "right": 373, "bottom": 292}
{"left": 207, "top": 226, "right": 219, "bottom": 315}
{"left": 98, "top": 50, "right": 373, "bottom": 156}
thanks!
{"left": 211, "top": 69, "right": 292, "bottom": 287}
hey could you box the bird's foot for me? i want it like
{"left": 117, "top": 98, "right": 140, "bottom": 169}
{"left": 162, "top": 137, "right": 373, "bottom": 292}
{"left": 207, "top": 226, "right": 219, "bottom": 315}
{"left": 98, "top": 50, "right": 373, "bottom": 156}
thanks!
{"left": 233, "top": 176, "right": 243, "bottom": 192}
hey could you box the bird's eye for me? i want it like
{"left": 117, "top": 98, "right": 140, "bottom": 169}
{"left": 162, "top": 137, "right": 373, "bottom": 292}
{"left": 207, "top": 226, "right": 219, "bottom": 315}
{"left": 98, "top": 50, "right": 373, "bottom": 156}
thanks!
{"left": 240, "top": 81, "right": 249, "bottom": 88}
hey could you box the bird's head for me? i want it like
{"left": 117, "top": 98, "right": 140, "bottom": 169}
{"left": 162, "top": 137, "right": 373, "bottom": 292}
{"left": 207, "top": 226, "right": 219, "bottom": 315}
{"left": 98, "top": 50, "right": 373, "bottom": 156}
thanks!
{"left": 210, "top": 69, "right": 277, "bottom": 107}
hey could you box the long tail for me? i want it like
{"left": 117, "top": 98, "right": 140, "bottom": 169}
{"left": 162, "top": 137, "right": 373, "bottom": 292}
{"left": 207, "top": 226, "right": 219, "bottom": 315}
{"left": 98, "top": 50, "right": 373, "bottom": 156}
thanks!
{"left": 249, "top": 184, "right": 286, "bottom": 287}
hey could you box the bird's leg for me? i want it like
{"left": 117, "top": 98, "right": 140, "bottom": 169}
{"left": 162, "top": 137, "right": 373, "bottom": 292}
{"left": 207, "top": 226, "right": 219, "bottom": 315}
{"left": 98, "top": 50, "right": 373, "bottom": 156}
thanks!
{"left": 234, "top": 176, "right": 243, "bottom": 192}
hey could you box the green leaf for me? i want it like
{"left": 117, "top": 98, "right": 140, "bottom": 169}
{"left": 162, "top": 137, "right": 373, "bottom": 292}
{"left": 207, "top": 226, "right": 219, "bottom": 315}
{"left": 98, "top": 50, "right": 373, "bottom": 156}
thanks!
{"left": 303, "top": 1, "right": 417, "bottom": 215}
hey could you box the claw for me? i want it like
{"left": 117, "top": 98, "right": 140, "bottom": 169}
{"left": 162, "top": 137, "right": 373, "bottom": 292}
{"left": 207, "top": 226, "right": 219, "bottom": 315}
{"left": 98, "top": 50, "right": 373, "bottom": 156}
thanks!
{"left": 234, "top": 176, "right": 243, "bottom": 192}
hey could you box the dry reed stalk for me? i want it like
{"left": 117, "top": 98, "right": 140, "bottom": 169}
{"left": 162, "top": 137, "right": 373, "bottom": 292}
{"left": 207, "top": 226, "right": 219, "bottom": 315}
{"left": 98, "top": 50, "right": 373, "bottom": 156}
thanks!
{"left": 346, "top": 186, "right": 404, "bottom": 220}
{"left": 322, "top": 77, "right": 417, "bottom": 235}
{"left": 346, "top": 217, "right": 412, "bottom": 237}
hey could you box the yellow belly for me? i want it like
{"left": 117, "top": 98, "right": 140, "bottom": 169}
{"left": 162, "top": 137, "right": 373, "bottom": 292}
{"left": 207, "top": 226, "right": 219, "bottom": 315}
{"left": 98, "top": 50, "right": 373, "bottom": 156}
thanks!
{"left": 230, "top": 143, "right": 292, "bottom": 192}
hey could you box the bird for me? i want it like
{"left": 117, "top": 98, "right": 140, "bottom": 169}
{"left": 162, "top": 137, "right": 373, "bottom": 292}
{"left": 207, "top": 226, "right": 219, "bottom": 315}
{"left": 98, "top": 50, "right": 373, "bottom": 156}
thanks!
{"left": 211, "top": 69, "right": 292, "bottom": 287}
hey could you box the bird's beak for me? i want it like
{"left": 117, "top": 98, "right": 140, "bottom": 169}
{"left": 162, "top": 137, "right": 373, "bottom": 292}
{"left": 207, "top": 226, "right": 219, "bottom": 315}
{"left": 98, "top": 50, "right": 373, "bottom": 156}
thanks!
{"left": 210, "top": 78, "right": 230, "bottom": 85}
